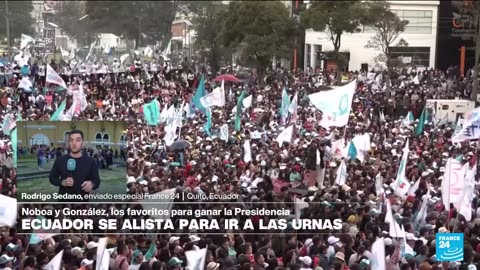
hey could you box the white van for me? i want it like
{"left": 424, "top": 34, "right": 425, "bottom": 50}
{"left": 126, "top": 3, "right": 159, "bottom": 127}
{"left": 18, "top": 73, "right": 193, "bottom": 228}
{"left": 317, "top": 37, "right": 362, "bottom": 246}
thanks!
{"left": 426, "top": 99, "right": 476, "bottom": 123}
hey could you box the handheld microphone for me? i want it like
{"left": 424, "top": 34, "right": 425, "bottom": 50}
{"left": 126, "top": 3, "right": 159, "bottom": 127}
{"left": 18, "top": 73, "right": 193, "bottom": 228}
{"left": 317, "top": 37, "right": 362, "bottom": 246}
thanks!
{"left": 67, "top": 159, "right": 76, "bottom": 178}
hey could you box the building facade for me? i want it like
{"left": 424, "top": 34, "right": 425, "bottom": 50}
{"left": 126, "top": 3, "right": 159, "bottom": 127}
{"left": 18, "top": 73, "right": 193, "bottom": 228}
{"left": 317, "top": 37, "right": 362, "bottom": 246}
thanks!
{"left": 304, "top": 0, "right": 440, "bottom": 72}
{"left": 17, "top": 121, "right": 127, "bottom": 150}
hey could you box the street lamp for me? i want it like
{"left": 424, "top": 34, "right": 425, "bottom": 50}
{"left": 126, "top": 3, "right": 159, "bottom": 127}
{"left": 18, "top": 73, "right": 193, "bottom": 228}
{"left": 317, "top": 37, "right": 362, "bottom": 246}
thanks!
{"left": 78, "top": 14, "right": 89, "bottom": 21}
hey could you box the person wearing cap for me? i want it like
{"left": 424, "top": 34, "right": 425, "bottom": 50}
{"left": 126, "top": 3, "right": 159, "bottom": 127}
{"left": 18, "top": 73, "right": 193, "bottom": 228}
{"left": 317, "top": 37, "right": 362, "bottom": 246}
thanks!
{"left": 81, "top": 258, "right": 94, "bottom": 270}
{"left": 299, "top": 256, "right": 313, "bottom": 270}
{"left": 129, "top": 250, "right": 144, "bottom": 270}
{"left": 206, "top": 261, "right": 220, "bottom": 270}
{"left": 326, "top": 236, "right": 340, "bottom": 262}
{"left": 167, "top": 257, "right": 183, "bottom": 270}
{"left": 0, "top": 254, "right": 14, "bottom": 270}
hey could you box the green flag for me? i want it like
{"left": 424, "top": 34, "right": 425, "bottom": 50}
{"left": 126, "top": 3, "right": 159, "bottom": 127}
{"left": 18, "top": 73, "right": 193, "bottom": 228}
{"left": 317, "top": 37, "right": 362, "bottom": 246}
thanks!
{"left": 143, "top": 99, "right": 160, "bottom": 126}
{"left": 50, "top": 100, "right": 66, "bottom": 121}
{"left": 144, "top": 242, "right": 156, "bottom": 261}
{"left": 415, "top": 107, "right": 427, "bottom": 136}
{"left": 235, "top": 91, "right": 248, "bottom": 131}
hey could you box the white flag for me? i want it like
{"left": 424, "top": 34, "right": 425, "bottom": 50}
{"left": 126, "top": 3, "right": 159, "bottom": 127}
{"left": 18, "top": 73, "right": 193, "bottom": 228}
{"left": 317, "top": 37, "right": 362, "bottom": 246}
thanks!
{"left": 161, "top": 40, "right": 172, "bottom": 57}
{"left": 375, "top": 173, "right": 384, "bottom": 197}
{"left": 46, "top": 250, "right": 64, "bottom": 270}
{"left": 184, "top": 103, "right": 193, "bottom": 119}
{"left": 200, "top": 86, "right": 225, "bottom": 108}
{"left": 141, "top": 188, "right": 176, "bottom": 220}
{"left": 243, "top": 140, "right": 252, "bottom": 163}
{"left": 370, "top": 238, "right": 386, "bottom": 270}
{"left": 18, "top": 77, "right": 33, "bottom": 91}
{"left": 275, "top": 125, "right": 294, "bottom": 147}
{"left": 335, "top": 160, "right": 347, "bottom": 186}
{"left": 0, "top": 195, "right": 17, "bottom": 227}
{"left": 414, "top": 190, "right": 430, "bottom": 226}
{"left": 243, "top": 95, "right": 253, "bottom": 108}
{"left": 308, "top": 80, "right": 356, "bottom": 128}
{"left": 20, "top": 34, "right": 35, "bottom": 50}
{"left": 219, "top": 124, "right": 229, "bottom": 142}
{"left": 385, "top": 200, "right": 405, "bottom": 238}
{"left": 408, "top": 179, "right": 420, "bottom": 196}
{"left": 46, "top": 64, "right": 67, "bottom": 89}
{"left": 294, "top": 197, "right": 309, "bottom": 222}
{"left": 288, "top": 93, "right": 298, "bottom": 113}
{"left": 60, "top": 47, "right": 70, "bottom": 58}
{"left": 185, "top": 248, "right": 207, "bottom": 270}
{"left": 120, "top": 54, "right": 129, "bottom": 65}
{"left": 96, "top": 238, "right": 108, "bottom": 270}
{"left": 413, "top": 75, "right": 420, "bottom": 85}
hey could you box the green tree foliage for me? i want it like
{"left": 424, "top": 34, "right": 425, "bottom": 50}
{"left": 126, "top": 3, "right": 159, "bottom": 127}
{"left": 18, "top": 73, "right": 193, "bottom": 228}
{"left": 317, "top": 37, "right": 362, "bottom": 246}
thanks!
{"left": 85, "top": 1, "right": 179, "bottom": 48}
{"left": 183, "top": 1, "right": 227, "bottom": 74}
{"left": 364, "top": 1, "right": 408, "bottom": 90}
{"left": 219, "top": 1, "right": 294, "bottom": 83}
{"left": 301, "top": 0, "right": 369, "bottom": 70}
{"left": 0, "top": 1, "right": 34, "bottom": 39}
{"left": 452, "top": 0, "right": 480, "bottom": 101}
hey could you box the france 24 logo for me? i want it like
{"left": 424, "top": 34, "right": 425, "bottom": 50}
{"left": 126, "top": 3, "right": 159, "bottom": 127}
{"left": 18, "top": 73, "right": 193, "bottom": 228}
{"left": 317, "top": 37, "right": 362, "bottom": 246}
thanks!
{"left": 436, "top": 233, "right": 464, "bottom": 262}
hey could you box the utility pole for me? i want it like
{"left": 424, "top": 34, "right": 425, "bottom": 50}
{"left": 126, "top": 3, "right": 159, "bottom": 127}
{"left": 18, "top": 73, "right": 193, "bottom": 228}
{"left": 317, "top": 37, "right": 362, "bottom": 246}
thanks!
{"left": 6, "top": 0, "right": 10, "bottom": 56}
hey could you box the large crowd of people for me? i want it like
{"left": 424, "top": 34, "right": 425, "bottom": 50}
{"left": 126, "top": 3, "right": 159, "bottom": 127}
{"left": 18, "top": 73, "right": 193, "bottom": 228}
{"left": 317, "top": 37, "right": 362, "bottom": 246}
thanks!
{"left": 0, "top": 45, "right": 479, "bottom": 270}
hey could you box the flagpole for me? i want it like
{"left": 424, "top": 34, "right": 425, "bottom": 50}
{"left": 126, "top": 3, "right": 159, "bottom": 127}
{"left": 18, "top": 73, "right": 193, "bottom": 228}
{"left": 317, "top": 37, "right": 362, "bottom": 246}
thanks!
{"left": 446, "top": 158, "right": 452, "bottom": 229}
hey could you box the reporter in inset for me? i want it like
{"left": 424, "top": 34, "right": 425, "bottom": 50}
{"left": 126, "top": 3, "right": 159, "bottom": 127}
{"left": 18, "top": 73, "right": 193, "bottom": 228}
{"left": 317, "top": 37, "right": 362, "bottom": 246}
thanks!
{"left": 49, "top": 129, "right": 101, "bottom": 202}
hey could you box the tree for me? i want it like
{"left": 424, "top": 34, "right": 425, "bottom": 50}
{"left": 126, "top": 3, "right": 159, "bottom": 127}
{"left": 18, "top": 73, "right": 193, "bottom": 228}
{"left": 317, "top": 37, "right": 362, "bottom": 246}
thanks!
{"left": 364, "top": 1, "right": 408, "bottom": 91}
{"left": 56, "top": 1, "right": 90, "bottom": 46}
{"left": 453, "top": 0, "right": 480, "bottom": 101}
{"left": 85, "top": 1, "right": 179, "bottom": 48}
{"left": 182, "top": 1, "right": 227, "bottom": 74}
{"left": 0, "top": 1, "right": 34, "bottom": 40}
{"left": 301, "top": 1, "right": 369, "bottom": 71}
{"left": 219, "top": 1, "right": 294, "bottom": 84}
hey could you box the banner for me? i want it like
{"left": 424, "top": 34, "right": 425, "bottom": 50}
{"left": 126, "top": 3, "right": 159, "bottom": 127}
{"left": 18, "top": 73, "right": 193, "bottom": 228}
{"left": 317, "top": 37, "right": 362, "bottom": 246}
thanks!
{"left": 451, "top": 107, "right": 480, "bottom": 143}
{"left": 441, "top": 158, "right": 468, "bottom": 211}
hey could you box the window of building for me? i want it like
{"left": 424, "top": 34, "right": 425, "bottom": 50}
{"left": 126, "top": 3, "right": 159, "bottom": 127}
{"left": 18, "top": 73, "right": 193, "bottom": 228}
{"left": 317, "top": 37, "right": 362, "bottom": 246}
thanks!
{"left": 389, "top": 46, "right": 430, "bottom": 66}
{"left": 103, "top": 133, "right": 110, "bottom": 144}
{"left": 306, "top": 44, "right": 311, "bottom": 67}
{"left": 119, "top": 135, "right": 127, "bottom": 146}
{"left": 95, "top": 133, "right": 102, "bottom": 143}
{"left": 392, "top": 10, "right": 432, "bottom": 34}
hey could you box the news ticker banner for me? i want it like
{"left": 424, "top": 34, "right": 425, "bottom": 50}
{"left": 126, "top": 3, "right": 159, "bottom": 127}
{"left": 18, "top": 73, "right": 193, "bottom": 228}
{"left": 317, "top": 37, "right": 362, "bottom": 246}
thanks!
{"left": 17, "top": 202, "right": 343, "bottom": 235}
